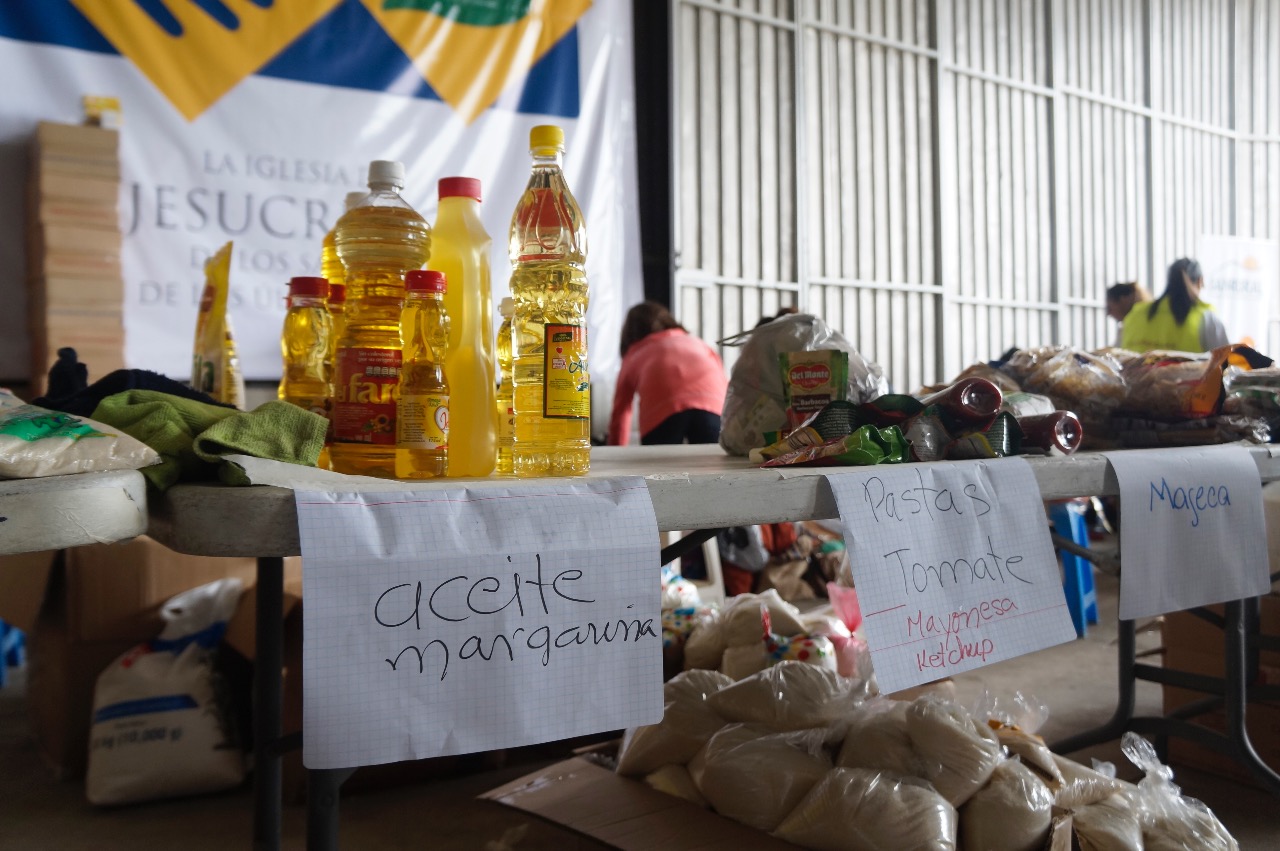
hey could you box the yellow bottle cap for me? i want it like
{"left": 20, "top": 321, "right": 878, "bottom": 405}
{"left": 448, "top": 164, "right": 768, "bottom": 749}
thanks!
{"left": 530, "top": 125, "right": 565, "bottom": 154}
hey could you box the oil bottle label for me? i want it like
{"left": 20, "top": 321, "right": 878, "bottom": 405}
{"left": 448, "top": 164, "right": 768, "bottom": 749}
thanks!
{"left": 497, "top": 400, "right": 514, "bottom": 444}
{"left": 332, "top": 347, "right": 401, "bottom": 445}
{"left": 543, "top": 323, "right": 589, "bottom": 419}
{"left": 398, "top": 394, "right": 449, "bottom": 450}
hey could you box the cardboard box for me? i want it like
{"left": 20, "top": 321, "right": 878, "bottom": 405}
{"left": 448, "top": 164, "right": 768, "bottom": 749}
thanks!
{"left": 481, "top": 757, "right": 803, "bottom": 850}
{"left": 1162, "top": 593, "right": 1280, "bottom": 787}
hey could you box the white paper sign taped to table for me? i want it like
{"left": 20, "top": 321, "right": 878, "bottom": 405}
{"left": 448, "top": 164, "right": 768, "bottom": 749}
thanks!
{"left": 826, "top": 458, "right": 1076, "bottom": 694}
{"left": 1103, "top": 446, "right": 1269, "bottom": 620}
{"left": 295, "top": 478, "right": 663, "bottom": 770}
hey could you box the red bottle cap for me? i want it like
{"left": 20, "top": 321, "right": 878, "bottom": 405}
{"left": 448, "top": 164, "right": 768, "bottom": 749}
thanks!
{"left": 406, "top": 269, "right": 446, "bottom": 294}
{"left": 438, "top": 176, "right": 481, "bottom": 202}
{"left": 327, "top": 281, "right": 346, "bottom": 305}
{"left": 288, "top": 276, "right": 329, "bottom": 298}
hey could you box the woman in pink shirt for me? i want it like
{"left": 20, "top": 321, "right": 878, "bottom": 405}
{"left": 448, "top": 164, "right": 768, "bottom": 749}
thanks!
{"left": 608, "top": 302, "right": 729, "bottom": 445}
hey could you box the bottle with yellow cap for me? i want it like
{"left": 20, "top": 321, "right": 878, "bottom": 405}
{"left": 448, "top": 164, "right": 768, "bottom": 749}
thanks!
{"left": 508, "top": 125, "right": 590, "bottom": 476}
{"left": 330, "top": 161, "right": 431, "bottom": 478}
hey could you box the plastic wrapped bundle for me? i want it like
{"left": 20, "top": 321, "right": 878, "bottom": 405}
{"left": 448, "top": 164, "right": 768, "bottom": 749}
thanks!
{"left": 719, "top": 313, "right": 886, "bottom": 456}
{"left": 615, "top": 669, "right": 732, "bottom": 776}
{"left": 1052, "top": 754, "right": 1126, "bottom": 809}
{"left": 1121, "top": 733, "right": 1239, "bottom": 851}
{"left": 960, "top": 758, "right": 1054, "bottom": 851}
{"left": 835, "top": 698, "right": 921, "bottom": 777}
{"left": 689, "top": 724, "right": 831, "bottom": 832}
{"left": 644, "top": 764, "right": 708, "bottom": 807}
{"left": 904, "top": 696, "right": 1002, "bottom": 807}
{"left": 721, "top": 590, "right": 807, "bottom": 646}
{"left": 682, "top": 608, "right": 727, "bottom": 671}
{"left": 707, "top": 661, "right": 852, "bottom": 731}
{"left": 0, "top": 389, "right": 161, "bottom": 478}
{"left": 1021, "top": 348, "right": 1126, "bottom": 440}
{"left": 773, "top": 767, "right": 958, "bottom": 851}
{"left": 989, "top": 723, "right": 1062, "bottom": 788}
{"left": 1072, "top": 794, "right": 1143, "bottom": 851}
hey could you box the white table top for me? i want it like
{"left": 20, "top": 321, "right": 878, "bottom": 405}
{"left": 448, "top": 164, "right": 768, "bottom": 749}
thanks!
{"left": 148, "top": 444, "right": 1280, "bottom": 558}
{"left": 0, "top": 469, "right": 148, "bottom": 556}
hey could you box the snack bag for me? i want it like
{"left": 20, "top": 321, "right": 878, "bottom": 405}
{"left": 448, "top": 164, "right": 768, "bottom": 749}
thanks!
{"left": 781, "top": 350, "right": 850, "bottom": 431}
{"left": 191, "top": 243, "right": 245, "bottom": 409}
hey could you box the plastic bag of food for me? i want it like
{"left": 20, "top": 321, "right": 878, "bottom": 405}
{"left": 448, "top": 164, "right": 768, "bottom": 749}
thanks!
{"left": 1072, "top": 793, "right": 1143, "bottom": 851}
{"left": 720, "top": 313, "right": 886, "bottom": 456}
{"left": 682, "top": 608, "right": 728, "bottom": 671}
{"left": 1120, "top": 732, "right": 1239, "bottom": 851}
{"left": 1021, "top": 348, "right": 1126, "bottom": 432}
{"left": 86, "top": 578, "right": 245, "bottom": 805}
{"left": 616, "top": 669, "right": 731, "bottom": 776}
{"left": 1052, "top": 753, "right": 1126, "bottom": 808}
{"left": 905, "top": 696, "right": 1002, "bottom": 807}
{"left": 960, "top": 758, "right": 1054, "bottom": 851}
{"left": 721, "top": 590, "right": 806, "bottom": 646}
{"left": 644, "top": 764, "right": 709, "bottom": 807}
{"left": 688, "top": 723, "right": 832, "bottom": 832}
{"left": 191, "top": 242, "right": 245, "bottom": 409}
{"left": 1124, "top": 345, "right": 1274, "bottom": 420}
{"left": 0, "top": 389, "right": 161, "bottom": 479}
{"left": 999, "top": 346, "right": 1067, "bottom": 386}
{"left": 782, "top": 350, "right": 850, "bottom": 430}
{"left": 836, "top": 698, "right": 924, "bottom": 777}
{"left": 1223, "top": 365, "right": 1280, "bottom": 414}
{"left": 774, "top": 767, "right": 958, "bottom": 851}
{"left": 708, "top": 660, "right": 853, "bottom": 731}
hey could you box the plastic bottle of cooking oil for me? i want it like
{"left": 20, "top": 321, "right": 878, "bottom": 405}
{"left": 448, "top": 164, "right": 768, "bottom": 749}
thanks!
{"left": 495, "top": 296, "right": 515, "bottom": 474}
{"left": 397, "top": 270, "right": 450, "bottom": 479}
{"left": 278, "top": 275, "right": 332, "bottom": 411}
{"left": 428, "top": 177, "right": 496, "bottom": 477}
{"left": 509, "top": 125, "right": 590, "bottom": 476}
{"left": 320, "top": 280, "right": 346, "bottom": 468}
{"left": 320, "top": 191, "right": 367, "bottom": 286}
{"left": 330, "top": 161, "right": 431, "bottom": 478}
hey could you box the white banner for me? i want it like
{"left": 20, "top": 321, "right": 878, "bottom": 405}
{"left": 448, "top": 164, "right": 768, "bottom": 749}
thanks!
{"left": 1198, "top": 234, "right": 1279, "bottom": 351}
{"left": 0, "top": 1, "right": 640, "bottom": 430}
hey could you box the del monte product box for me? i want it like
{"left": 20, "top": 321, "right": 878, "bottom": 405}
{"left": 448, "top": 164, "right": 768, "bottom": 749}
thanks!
{"left": 781, "top": 350, "right": 850, "bottom": 431}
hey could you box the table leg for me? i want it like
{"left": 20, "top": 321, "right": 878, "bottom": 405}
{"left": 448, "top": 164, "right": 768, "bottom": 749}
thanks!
{"left": 307, "top": 768, "right": 356, "bottom": 851}
{"left": 1222, "top": 599, "right": 1280, "bottom": 795}
{"left": 1050, "top": 618, "right": 1137, "bottom": 754}
{"left": 254, "top": 556, "right": 284, "bottom": 851}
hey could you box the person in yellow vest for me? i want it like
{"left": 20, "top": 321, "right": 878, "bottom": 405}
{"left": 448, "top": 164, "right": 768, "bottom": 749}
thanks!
{"left": 1105, "top": 281, "right": 1151, "bottom": 347}
{"left": 1120, "top": 258, "right": 1229, "bottom": 353}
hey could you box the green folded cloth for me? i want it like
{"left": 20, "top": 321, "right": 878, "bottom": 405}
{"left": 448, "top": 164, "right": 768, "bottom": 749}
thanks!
{"left": 91, "top": 390, "right": 327, "bottom": 489}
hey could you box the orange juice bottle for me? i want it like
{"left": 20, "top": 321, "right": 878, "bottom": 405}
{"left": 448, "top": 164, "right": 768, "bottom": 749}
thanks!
{"left": 428, "top": 177, "right": 496, "bottom": 477}
{"left": 396, "top": 270, "right": 450, "bottom": 479}
{"left": 330, "top": 161, "right": 431, "bottom": 478}
{"left": 509, "top": 126, "right": 590, "bottom": 477}
{"left": 495, "top": 296, "right": 515, "bottom": 474}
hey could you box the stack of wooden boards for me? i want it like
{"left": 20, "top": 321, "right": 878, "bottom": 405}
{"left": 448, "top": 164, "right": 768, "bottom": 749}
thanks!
{"left": 25, "top": 121, "right": 124, "bottom": 395}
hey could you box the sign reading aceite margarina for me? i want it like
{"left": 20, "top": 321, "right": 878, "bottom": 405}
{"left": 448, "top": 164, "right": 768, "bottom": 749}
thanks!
{"left": 1103, "top": 446, "right": 1269, "bottom": 621}
{"left": 826, "top": 458, "right": 1076, "bottom": 695}
{"left": 295, "top": 479, "right": 662, "bottom": 770}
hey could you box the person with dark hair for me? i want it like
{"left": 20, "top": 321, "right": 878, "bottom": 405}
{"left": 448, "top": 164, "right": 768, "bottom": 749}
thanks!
{"left": 607, "top": 301, "right": 728, "bottom": 445}
{"left": 1104, "top": 281, "right": 1151, "bottom": 347}
{"left": 1121, "top": 258, "right": 1229, "bottom": 352}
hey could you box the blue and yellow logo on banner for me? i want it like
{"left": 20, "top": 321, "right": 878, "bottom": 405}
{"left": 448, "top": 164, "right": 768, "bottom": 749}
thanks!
{"left": 1, "top": 0, "right": 587, "bottom": 122}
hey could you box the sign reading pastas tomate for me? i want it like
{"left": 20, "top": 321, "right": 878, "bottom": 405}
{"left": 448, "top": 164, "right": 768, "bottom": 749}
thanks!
{"left": 825, "top": 458, "right": 1076, "bottom": 694}
{"left": 1103, "top": 446, "right": 1269, "bottom": 620}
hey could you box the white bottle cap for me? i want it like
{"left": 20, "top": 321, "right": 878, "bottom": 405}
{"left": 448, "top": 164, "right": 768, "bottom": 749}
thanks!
{"left": 344, "top": 191, "right": 366, "bottom": 211}
{"left": 367, "top": 160, "right": 405, "bottom": 189}
{"left": 499, "top": 297, "right": 514, "bottom": 318}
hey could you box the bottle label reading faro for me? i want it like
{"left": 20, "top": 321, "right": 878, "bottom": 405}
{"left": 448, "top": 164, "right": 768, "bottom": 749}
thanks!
{"left": 543, "top": 324, "right": 589, "bottom": 419}
{"left": 332, "top": 347, "right": 401, "bottom": 445}
{"left": 398, "top": 394, "right": 449, "bottom": 450}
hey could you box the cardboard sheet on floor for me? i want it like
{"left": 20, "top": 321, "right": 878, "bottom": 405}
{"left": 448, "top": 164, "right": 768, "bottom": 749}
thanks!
{"left": 480, "top": 757, "right": 801, "bottom": 850}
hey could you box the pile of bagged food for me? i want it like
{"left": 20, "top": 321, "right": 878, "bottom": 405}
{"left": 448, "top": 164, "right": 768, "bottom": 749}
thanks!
{"left": 719, "top": 314, "right": 1279, "bottom": 467}
{"left": 614, "top": 660, "right": 1238, "bottom": 851}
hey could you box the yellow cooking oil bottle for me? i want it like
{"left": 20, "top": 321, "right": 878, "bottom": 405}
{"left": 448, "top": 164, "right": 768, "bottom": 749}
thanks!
{"left": 330, "top": 161, "right": 431, "bottom": 478}
{"left": 428, "top": 177, "right": 496, "bottom": 476}
{"left": 319, "top": 281, "right": 345, "bottom": 468}
{"left": 509, "top": 125, "right": 591, "bottom": 476}
{"left": 495, "top": 296, "right": 515, "bottom": 474}
{"left": 321, "top": 191, "right": 368, "bottom": 286}
{"left": 396, "top": 270, "right": 450, "bottom": 479}
{"left": 278, "top": 275, "right": 333, "bottom": 418}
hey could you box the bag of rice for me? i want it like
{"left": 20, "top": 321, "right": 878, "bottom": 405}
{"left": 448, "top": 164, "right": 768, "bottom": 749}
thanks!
{"left": 1072, "top": 793, "right": 1143, "bottom": 851}
{"left": 721, "top": 590, "right": 807, "bottom": 646}
{"left": 683, "top": 609, "right": 728, "bottom": 671}
{"left": 720, "top": 643, "right": 770, "bottom": 680}
{"left": 707, "top": 661, "right": 851, "bottom": 731}
{"left": 988, "top": 721, "right": 1062, "bottom": 788}
{"left": 773, "top": 767, "right": 958, "bottom": 851}
{"left": 905, "top": 696, "right": 1001, "bottom": 807}
{"left": 960, "top": 758, "right": 1054, "bottom": 851}
{"left": 615, "top": 669, "right": 732, "bottom": 776}
{"left": 644, "top": 764, "right": 708, "bottom": 807}
{"left": 1120, "top": 732, "right": 1238, "bottom": 851}
{"left": 1052, "top": 754, "right": 1126, "bottom": 809}
{"left": 0, "top": 390, "right": 160, "bottom": 479}
{"left": 836, "top": 698, "right": 921, "bottom": 777}
{"left": 689, "top": 723, "right": 831, "bottom": 833}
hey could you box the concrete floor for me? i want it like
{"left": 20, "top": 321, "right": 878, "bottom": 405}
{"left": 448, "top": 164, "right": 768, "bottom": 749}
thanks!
{"left": 2, "top": 569, "right": 1278, "bottom": 850}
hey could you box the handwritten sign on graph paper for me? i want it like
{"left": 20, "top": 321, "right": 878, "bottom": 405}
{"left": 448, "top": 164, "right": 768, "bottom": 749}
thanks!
{"left": 826, "top": 458, "right": 1076, "bottom": 694}
{"left": 1103, "top": 446, "right": 1269, "bottom": 620}
{"left": 295, "top": 479, "right": 663, "bottom": 770}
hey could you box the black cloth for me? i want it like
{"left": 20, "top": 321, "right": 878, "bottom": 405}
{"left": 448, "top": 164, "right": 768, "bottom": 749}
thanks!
{"left": 44, "top": 348, "right": 88, "bottom": 400}
{"left": 641, "top": 409, "right": 721, "bottom": 445}
{"left": 33, "top": 367, "right": 230, "bottom": 417}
